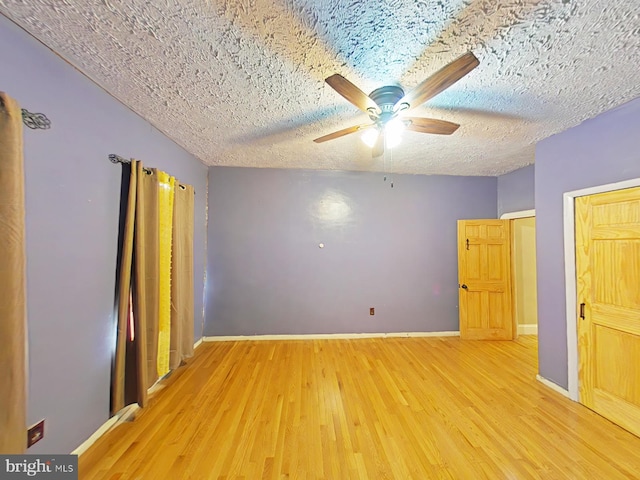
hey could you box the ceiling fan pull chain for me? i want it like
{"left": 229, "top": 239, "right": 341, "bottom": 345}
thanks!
{"left": 387, "top": 135, "right": 394, "bottom": 189}
{"left": 383, "top": 143, "right": 387, "bottom": 181}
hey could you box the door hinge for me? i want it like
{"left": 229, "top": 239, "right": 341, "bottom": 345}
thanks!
{"left": 579, "top": 303, "right": 586, "bottom": 319}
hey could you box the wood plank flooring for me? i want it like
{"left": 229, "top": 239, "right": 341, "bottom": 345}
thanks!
{"left": 79, "top": 336, "right": 640, "bottom": 479}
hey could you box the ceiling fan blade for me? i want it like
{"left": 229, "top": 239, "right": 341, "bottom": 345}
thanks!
{"left": 372, "top": 130, "right": 384, "bottom": 158}
{"left": 313, "top": 124, "right": 370, "bottom": 143}
{"left": 405, "top": 117, "right": 460, "bottom": 135}
{"left": 396, "top": 52, "right": 479, "bottom": 112}
{"left": 325, "top": 74, "right": 380, "bottom": 115}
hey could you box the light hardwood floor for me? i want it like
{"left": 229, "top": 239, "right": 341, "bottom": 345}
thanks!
{"left": 80, "top": 336, "right": 640, "bottom": 479}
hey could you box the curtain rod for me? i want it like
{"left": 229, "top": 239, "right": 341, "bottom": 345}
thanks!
{"left": 109, "top": 154, "right": 130, "bottom": 164}
{"left": 22, "top": 108, "right": 51, "bottom": 129}
{"left": 109, "top": 154, "right": 193, "bottom": 193}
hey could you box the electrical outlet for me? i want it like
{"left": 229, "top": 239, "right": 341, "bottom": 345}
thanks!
{"left": 370, "top": 307, "right": 375, "bottom": 315}
{"left": 27, "top": 419, "right": 45, "bottom": 448}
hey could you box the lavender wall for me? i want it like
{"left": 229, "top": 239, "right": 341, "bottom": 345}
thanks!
{"left": 206, "top": 167, "right": 497, "bottom": 336}
{"left": 0, "top": 15, "right": 208, "bottom": 453}
{"left": 535, "top": 97, "right": 640, "bottom": 388}
{"left": 497, "top": 164, "right": 535, "bottom": 216}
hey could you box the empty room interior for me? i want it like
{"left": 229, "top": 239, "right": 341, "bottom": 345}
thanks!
{"left": 1, "top": 1, "right": 639, "bottom": 479}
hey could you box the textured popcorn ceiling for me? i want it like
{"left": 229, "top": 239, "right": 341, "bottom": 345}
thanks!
{"left": 1, "top": 1, "right": 638, "bottom": 175}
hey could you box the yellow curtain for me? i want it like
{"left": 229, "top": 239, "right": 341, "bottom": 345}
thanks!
{"left": 170, "top": 183, "right": 195, "bottom": 369}
{"left": 138, "top": 168, "right": 160, "bottom": 389}
{"left": 156, "top": 171, "right": 175, "bottom": 378}
{"left": 0, "top": 92, "right": 27, "bottom": 454}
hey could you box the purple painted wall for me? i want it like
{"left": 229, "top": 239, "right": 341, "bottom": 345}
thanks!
{"left": 205, "top": 167, "right": 497, "bottom": 336}
{"left": 497, "top": 164, "right": 535, "bottom": 217}
{"left": 535, "top": 97, "right": 640, "bottom": 388}
{"left": 0, "top": 16, "right": 208, "bottom": 453}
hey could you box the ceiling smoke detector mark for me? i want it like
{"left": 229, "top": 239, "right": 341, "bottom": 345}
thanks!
{"left": 27, "top": 419, "right": 45, "bottom": 448}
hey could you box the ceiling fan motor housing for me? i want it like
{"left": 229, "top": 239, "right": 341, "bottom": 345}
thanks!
{"left": 369, "top": 86, "right": 405, "bottom": 122}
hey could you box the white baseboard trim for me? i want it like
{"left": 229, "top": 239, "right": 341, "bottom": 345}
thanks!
{"left": 518, "top": 324, "right": 538, "bottom": 335}
{"left": 71, "top": 416, "right": 118, "bottom": 456}
{"left": 73, "top": 350, "right": 200, "bottom": 456}
{"left": 536, "top": 374, "right": 571, "bottom": 399}
{"left": 202, "top": 331, "right": 460, "bottom": 342}
{"left": 71, "top": 403, "right": 138, "bottom": 456}
{"left": 73, "top": 335, "right": 210, "bottom": 457}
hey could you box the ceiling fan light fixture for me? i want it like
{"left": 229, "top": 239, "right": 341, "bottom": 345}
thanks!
{"left": 385, "top": 118, "right": 405, "bottom": 148}
{"left": 361, "top": 128, "right": 379, "bottom": 147}
{"left": 317, "top": 52, "right": 479, "bottom": 156}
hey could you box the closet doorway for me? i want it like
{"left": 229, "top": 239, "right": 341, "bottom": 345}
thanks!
{"left": 511, "top": 215, "right": 538, "bottom": 336}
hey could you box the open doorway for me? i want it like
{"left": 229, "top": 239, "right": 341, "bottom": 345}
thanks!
{"left": 501, "top": 210, "right": 537, "bottom": 338}
{"left": 512, "top": 216, "right": 538, "bottom": 335}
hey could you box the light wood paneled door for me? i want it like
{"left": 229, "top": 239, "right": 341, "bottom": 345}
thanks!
{"left": 458, "top": 220, "right": 514, "bottom": 340}
{"left": 576, "top": 186, "right": 640, "bottom": 437}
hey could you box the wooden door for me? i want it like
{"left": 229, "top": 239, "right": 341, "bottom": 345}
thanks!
{"left": 576, "top": 186, "right": 640, "bottom": 437}
{"left": 457, "top": 220, "right": 514, "bottom": 340}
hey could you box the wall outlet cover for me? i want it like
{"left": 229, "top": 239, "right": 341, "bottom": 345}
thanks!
{"left": 27, "top": 419, "right": 45, "bottom": 448}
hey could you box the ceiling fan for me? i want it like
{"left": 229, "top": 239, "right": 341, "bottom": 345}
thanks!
{"left": 314, "top": 52, "right": 479, "bottom": 157}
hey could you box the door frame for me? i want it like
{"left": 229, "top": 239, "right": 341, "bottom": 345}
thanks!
{"left": 563, "top": 177, "right": 640, "bottom": 402}
{"left": 500, "top": 209, "right": 535, "bottom": 220}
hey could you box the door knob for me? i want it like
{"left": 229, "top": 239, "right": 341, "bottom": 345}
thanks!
{"left": 461, "top": 284, "right": 468, "bottom": 290}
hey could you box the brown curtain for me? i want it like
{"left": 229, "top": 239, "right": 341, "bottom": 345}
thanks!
{"left": 170, "top": 184, "right": 195, "bottom": 369}
{"left": 0, "top": 92, "right": 27, "bottom": 453}
{"left": 112, "top": 161, "right": 162, "bottom": 414}
{"left": 112, "top": 163, "right": 195, "bottom": 415}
